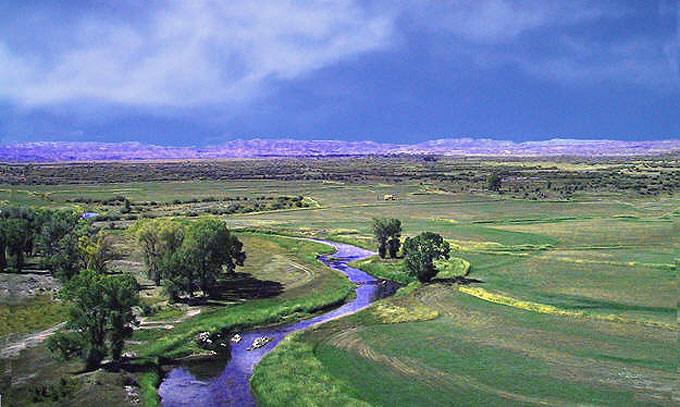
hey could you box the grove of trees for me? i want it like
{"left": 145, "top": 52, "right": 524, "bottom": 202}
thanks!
{"left": 0, "top": 207, "right": 113, "bottom": 280}
{"left": 130, "top": 216, "right": 246, "bottom": 301}
{"left": 128, "top": 218, "right": 185, "bottom": 286}
{"left": 0, "top": 205, "right": 142, "bottom": 370}
{"left": 372, "top": 218, "right": 402, "bottom": 259}
{"left": 39, "top": 213, "right": 244, "bottom": 369}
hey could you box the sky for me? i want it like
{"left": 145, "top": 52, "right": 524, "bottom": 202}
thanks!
{"left": 0, "top": 0, "right": 678, "bottom": 146}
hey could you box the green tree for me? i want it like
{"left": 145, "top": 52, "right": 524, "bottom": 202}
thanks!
{"left": 402, "top": 232, "right": 450, "bottom": 283}
{"left": 121, "top": 198, "right": 132, "bottom": 214}
{"left": 47, "top": 270, "right": 139, "bottom": 369}
{"left": 0, "top": 218, "right": 7, "bottom": 272}
{"left": 163, "top": 217, "right": 245, "bottom": 300}
{"left": 129, "top": 219, "right": 162, "bottom": 285}
{"left": 372, "top": 218, "right": 389, "bottom": 258}
{"left": 487, "top": 172, "right": 502, "bottom": 191}
{"left": 372, "top": 218, "right": 402, "bottom": 259}
{"left": 128, "top": 218, "right": 185, "bottom": 286}
{"left": 5, "top": 207, "right": 39, "bottom": 258}
{"left": 386, "top": 218, "right": 402, "bottom": 258}
{"left": 101, "top": 273, "right": 140, "bottom": 360}
{"left": 4, "top": 217, "right": 32, "bottom": 272}
{"left": 48, "top": 270, "right": 108, "bottom": 368}
{"left": 80, "top": 231, "right": 114, "bottom": 274}
{"left": 183, "top": 217, "right": 245, "bottom": 296}
{"left": 36, "top": 209, "right": 85, "bottom": 281}
{"left": 163, "top": 251, "right": 193, "bottom": 302}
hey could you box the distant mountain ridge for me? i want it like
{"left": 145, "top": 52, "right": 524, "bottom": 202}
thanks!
{"left": 0, "top": 138, "right": 678, "bottom": 162}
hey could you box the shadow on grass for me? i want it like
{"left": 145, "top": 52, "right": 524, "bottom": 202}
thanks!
{"left": 5, "top": 269, "right": 51, "bottom": 275}
{"left": 435, "top": 276, "right": 484, "bottom": 285}
{"left": 206, "top": 273, "right": 284, "bottom": 303}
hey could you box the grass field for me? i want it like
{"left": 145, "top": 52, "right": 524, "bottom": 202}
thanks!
{"left": 0, "top": 295, "right": 66, "bottom": 336}
{"left": 240, "top": 180, "right": 677, "bottom": 407}
{"left": 1, "top": 163, "right": 678, "bottom": 407}
{"left": 255, "top": 282, "right": 676, "bottom": 406}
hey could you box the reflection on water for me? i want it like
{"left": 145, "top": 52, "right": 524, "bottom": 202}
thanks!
{"left": 158, "top": 240, "right": 399, "bottom": 407}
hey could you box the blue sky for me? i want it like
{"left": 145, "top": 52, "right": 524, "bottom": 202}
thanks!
{"left": 0, "top": 0, "right": 678, "bottom": 145}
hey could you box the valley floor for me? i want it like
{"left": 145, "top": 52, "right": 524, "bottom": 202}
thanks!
{"left": 1, "top": 168, "right": 678, "bottom": 407}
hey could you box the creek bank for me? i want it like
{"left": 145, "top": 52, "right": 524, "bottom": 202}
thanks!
{"left": 157, "top": 239, "right": 399, "bottom": 407}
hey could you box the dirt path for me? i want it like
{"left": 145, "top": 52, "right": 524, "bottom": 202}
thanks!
{"left": 135, "top": 307, "right": 202, "bottom": 330}
{"left": 1, "top": 322, "right": 66, "bottom": 359}
{"left": 2, "top": 305, "right": 203, "bottom": 361}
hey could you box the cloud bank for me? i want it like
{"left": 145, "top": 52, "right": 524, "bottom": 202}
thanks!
{"left": 0, "top": 0, "right": 393, "bottom": 108}
{"left": 0, "top": 0, "right": 677, "bottom": 111}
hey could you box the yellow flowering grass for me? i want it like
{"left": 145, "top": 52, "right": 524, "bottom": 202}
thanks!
{"left": 371, "top": 303, "right": 439, "bottom": 324}
{"left": 458, "top": 286, "right": 673, "bottom": 330}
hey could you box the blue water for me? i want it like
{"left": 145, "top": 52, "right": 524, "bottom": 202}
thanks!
{"left": 158, "top": 239, "right": 398, "bottom": 407}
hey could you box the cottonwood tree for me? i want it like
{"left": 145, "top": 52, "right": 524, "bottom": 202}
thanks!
{"left": 47, "top": 269, "right": 139, "bottom": 369}
{"left": 386, "top": 219, "right": 402, "bottom": 258}
{"left": 0, "top": 207, "right": 40, "bottom": 271}
{"left": 36, "top": 209, "right": 87, "bottom": 281}
{"left": 403, "top": 232, "right": 450, "bottom": 283}
{"left": 487, "top": 172, "right": 502, "bottom": 191}
{"left": 129, "top": 218, "right": 185, "bottom": 285}
{"left": 101, "top": 273, "right": 140, "bottom": 361}
{"left": 372, "top": 218, "right": 402, "bottom": 259}
{"left": 0, "top": 220, "right": 6, "bottom": 271}
{"left": 163, "top": 217, "right": 245, "bottom": 301}
{"left": 80, "top": 231, "right": 114, "bottom": 274}
{"left": 4, "top": 217, "right": 32, "bottom": 272}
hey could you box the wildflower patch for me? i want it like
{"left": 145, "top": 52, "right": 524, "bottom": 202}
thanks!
{"left": 458, "top": 286, "right": 673, "bottom": 330}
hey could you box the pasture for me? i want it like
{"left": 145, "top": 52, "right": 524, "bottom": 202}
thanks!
{"left": 242, "top": 180, "right": 675, "bottom": 406}
{"left": 0, "top": 156, "right": 677, "bottom": 407}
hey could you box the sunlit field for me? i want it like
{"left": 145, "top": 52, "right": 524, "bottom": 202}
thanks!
{"left": 1, "top": 156, "right": 678, "bottom": 407}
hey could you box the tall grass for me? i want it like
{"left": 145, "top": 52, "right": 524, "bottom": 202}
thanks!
{"left": 250, "top": 332, "right": 373, "bottom": 407}
{"left": 371, "top": 303, "right": 439, "bottom": 324}
{"left": 138, "top": 370, "right": 162, "bottom": 407}
{"left": 0, "top": 295, "right": 66, "bottom": 336}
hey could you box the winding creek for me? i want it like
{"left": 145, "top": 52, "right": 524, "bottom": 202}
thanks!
{"left": 158, "top": 239, "right": 399, "bottom": 407}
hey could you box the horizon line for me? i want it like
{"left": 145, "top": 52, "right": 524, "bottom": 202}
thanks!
{"left": 2, "top": 136, "right": 680, "bottom": 149}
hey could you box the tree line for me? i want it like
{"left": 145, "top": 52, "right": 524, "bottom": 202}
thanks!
{"left": 0, "top": 206, "right": 112, "bottom": 279}
{"left": 0, "top": 206, "right": 135, "bottom": 369}
{"left": 0, "top": 206, "right": 139, "bottom": 370}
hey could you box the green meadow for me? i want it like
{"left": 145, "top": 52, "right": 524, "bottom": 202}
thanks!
{"left": 1, "top": 157, "right": 678, "bottom": 407}
{"left": 237, "top": 181, "right": 674, "bottom": 406}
